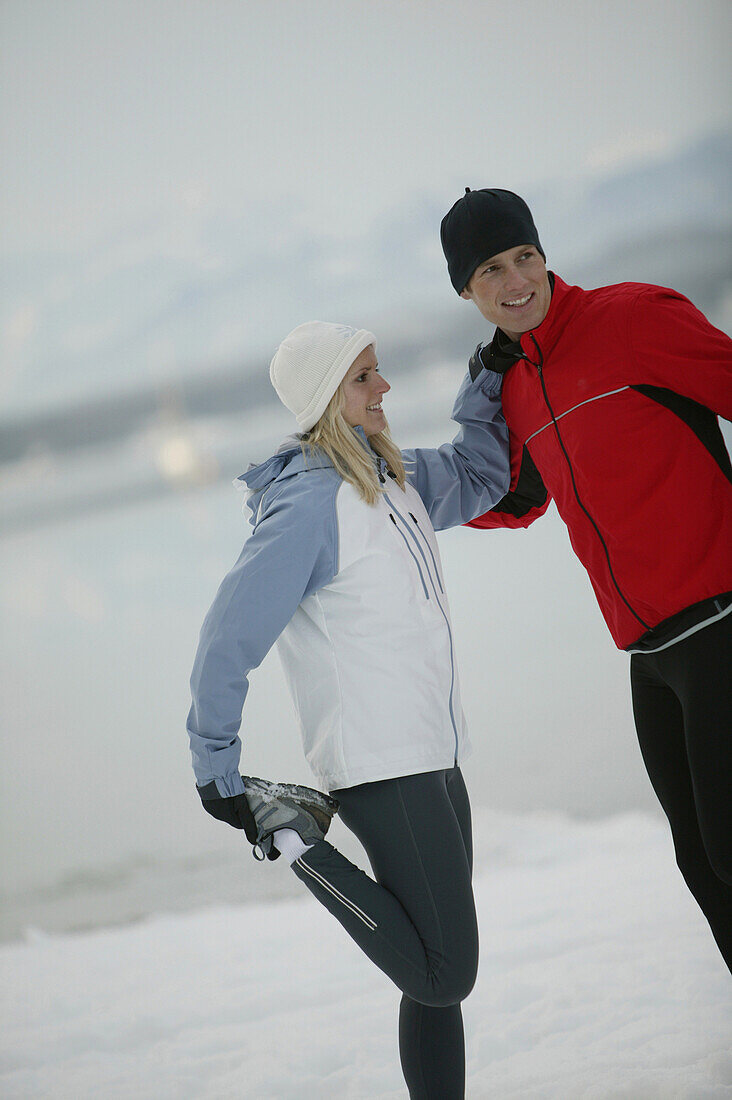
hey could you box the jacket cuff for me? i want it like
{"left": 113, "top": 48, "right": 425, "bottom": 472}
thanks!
{"left": 196, "top": 773, "right": 246, "bottom": 800}
{"left": 478, "top": 366, "right": 504, "bottom": 395}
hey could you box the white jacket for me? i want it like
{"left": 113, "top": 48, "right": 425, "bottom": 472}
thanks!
{"left": 187, "top": 368, "right": 509, "bottom": 795}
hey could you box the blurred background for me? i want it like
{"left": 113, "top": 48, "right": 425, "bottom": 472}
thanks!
{"left": 1, "top": 0, "right": 730, "bottom": 942}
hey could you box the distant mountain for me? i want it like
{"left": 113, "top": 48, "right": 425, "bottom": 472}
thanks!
{"left": 532, "top": 129, "right": 732, "bottom": 266}
{"left": 1, "top": 129, "right": 729, "bottom": 532}
{"left": 2, "top": 127, "right": 729, "bottom": 415}
{"left": 574, "top": 225, "right": 732, "bottom": 317}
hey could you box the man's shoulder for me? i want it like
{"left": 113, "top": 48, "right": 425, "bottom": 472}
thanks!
{"left": 579, "top": 279, "right": 689, "bottom": 313}
{"left": 562, "top": 280, "right": 691, "bottom": 337}
{"left": 541, "top": 278, "right": 694, "bottom": 355}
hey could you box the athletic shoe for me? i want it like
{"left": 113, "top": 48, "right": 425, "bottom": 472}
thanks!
{"left": 241, "top": 776, "right": 340, "bottom": 860}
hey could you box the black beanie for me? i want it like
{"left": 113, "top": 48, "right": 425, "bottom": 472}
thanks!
{"left": 440, "top": 188, "right": 545, "bottom": 294}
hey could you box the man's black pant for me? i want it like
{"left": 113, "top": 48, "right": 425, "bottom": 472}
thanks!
{"left": 630, "top": 611, "right": 732, "bottom": 971}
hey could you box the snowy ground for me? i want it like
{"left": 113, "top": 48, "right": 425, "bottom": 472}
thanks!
{"left": 2, "top": 810, "right": 730, "bottom": 1099}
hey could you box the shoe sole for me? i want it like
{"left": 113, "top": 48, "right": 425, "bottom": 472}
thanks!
{"left": 242, "top": 776, "right": 339, "bottom": 836}
{"left": 242, "top": 775, "right": 339, "bottom": 812}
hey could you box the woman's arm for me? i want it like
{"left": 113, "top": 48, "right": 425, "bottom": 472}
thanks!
{"left": 466, "top": 429, "right": 551, "bottom": 530}
{"left": 401, "top": 368, "right": 511, "bottom": 531}
{"left": 186, "top": 472, "right": 339, "bottom": 798}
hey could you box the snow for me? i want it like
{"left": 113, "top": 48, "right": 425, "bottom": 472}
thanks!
{"left": 2, "top": 810, "right": 730, "bottom": 1099}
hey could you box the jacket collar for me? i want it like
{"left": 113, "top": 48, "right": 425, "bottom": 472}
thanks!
{"left": 517, "top": 272, "right": 580, "bottom": 360}
{"left": 484, "top": 327, "right": 524, "bottom": 374}
{"left": 353, "top": 424, "right": 391, "bottom": 479}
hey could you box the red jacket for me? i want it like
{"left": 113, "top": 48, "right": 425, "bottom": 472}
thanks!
{"left": 467, "top": 275, "right": 732, "bottom": 649}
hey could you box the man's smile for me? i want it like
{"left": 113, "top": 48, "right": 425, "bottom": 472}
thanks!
{"left": 502, "top": 292, "right": 534, "bottom": 308}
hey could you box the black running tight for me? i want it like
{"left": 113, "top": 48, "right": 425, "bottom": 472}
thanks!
{"left": 630, "top": 612, "right": 732, "bottom": 972}
{"left": 292, "top": 766, "right": 477, "bottom": 1100}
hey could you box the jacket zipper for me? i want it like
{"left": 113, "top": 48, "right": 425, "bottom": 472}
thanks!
{"left": 385, "top": 493, "right": 459, "bottom": 761}
{"left": 527, "top": 334, "right": 650, "bottom": 633}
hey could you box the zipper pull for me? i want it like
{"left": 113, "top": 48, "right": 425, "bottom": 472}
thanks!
{"left": 389, "top": 513, "right": 397, "bottom": 525}
{"left": 409, "top": 512, "right": 418, "bottom": 524}
{"left": 530, "top": 334, "right": 544, "bottom": 374}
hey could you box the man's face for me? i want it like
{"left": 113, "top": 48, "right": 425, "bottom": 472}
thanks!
{"left": 460, "top": 244, "right": 551, "bottom": 340}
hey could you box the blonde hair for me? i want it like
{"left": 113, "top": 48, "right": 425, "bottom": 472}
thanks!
{"left": 301, "top": 382, "right": 406, "bottom": 505}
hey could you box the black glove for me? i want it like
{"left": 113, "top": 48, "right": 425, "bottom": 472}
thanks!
{"left": 468, "top": 342, "right": 490, "bottom": 381}
{"left": 198, "top": 785, "right": 256, "bottom": 837}
{"left": 196, "top": 781, "right": 280, "bottom": 860}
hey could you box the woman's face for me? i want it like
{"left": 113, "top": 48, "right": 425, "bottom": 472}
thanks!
{"left": 342, "top": 345, "right": 390, "bottom": 437}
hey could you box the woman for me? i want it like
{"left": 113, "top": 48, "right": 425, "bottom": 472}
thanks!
{"left": 186, "top": 321, "right": 510, "bottom": 1098}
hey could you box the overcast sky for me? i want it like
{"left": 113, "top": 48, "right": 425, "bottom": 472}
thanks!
{"left": 2, "top": 0, "right": 730, "bottom": 256}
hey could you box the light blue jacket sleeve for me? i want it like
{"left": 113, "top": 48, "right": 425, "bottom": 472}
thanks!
{"left": 401, "top": 368, "right": 510, "bottom": 531}
{"left": 186, "top": 471, "right": 340, "bottom": 796}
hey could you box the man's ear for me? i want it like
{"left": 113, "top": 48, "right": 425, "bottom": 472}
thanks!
{"left": 460, "top": 288, "right": 472, "bottom": 301}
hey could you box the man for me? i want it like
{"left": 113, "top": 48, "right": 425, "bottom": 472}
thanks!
{"left": 440, "top": 187, "right": 732, "bottom": 970}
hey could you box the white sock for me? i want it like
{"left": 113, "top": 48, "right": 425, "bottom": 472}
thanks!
{"left": 273, "top": 828, "right": 313, "bottom": 865}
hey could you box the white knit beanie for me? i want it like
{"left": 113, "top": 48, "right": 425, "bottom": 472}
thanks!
{"left": 269, "top": 321, "right": 377, "bottom": 432}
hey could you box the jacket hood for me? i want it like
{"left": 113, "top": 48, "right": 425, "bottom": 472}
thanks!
{"left": 234, "top": 426, "right": 380, "bottom": 523}
{"left": 234, "top": 434, "right": 337, "bottom": 525}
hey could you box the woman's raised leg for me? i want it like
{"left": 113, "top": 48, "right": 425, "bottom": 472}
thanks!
{"left": 291, "top": 767, "right": 477, "bottom": 1098}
